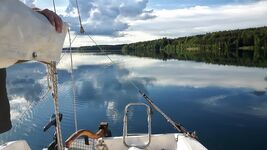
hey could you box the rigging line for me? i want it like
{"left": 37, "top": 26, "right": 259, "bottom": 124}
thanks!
{"left": 14, "top": 0, "right": 80, "bottom": 134}
{"left": 13, "top": 34, "right": 78, "bottom": 129}
{"left": 68, "top": 29, "right": 78, "bottom": 132}
{"left": 36, "top": 34, "right": 78, "bottom": 102}
{"left": 75, "top": 0, "right": 85, "bottom": 33}
{"left": 83, "top": 33, "right": 196, "bottom": 139}
{"left": 85, "top": 33, "right": 117, "bottom": 64}
{"left": 52, "top": 0, "right": 57, "bottom": 13}
{"left": 13, "top": 75, "right": 69, "bottom": 130}
{"left": 42, "top": 33, "right": 78, "bottom": 97}
{"left": 84, "top": 34, "right": 140, "bottom": 90}
{"left": 73, "top": 0, "right": 197, "bottom": 140}
{"left": 59, "top": 34, "right": 78, "bottom": 63}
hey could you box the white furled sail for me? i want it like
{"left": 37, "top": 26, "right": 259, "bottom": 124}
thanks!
{"left": 0, "top": 0, "right": 67, "bottom": 68}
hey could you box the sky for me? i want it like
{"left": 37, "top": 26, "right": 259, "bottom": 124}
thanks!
{"left": 23, "top": 0, "right": 267, "bottom": 46}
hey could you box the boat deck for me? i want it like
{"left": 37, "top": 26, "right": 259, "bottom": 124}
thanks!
{"left": 68, "top": 133, "right": 207, "bottom": 150}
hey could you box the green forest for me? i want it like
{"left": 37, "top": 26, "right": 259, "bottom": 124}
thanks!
{"left": 122, "top": 27, "right": 267, "bottom": 67}
{"left": 70, "top": 27, "right": 267, "bottom": 67}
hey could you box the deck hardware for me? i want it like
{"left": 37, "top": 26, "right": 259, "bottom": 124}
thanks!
{"left": 123, "top": 103, "right": 152, "bottom": 149}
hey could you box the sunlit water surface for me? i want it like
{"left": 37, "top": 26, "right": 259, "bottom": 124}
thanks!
{"left": 0, "top": 54, "right": 267, "bottom": 150}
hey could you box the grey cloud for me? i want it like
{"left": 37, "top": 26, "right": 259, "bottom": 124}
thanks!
{"left": 66, "top": 0, "right": 93, "bottom": 19}
{"left": 119, "top": 0, "right": 148, "bottom": 17}
{"left": 63, "top": 0, "right": 155, "bottom": 36}
{"left": 137, "top": 14, "right": 156, "bottom": 20}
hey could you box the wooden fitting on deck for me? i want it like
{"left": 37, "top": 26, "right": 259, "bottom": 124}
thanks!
{"left": 65, "top": 122, "right": 110, "bottom": 148}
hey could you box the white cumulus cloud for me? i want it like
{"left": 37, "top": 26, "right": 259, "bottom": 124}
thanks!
{"left": 129, "top": 1, "right": 267, "bottom": 38}
{"left": 62, "top": 0, "right": 155, "bottom": 36}
{"left": 23, "top": 0, "right": 267, "bottom": 44}
{"left": 23, "top": 0, "right": 36, "bottom": 7}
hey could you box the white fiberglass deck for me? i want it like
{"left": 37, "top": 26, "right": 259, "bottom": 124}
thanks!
{"left": 69, "top": 133, "right": 207, "bottom": 150}
{"left": 1, "top": 133, "right": 207, "bottom": 150}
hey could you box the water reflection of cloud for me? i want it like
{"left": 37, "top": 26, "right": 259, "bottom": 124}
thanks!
{"left": 125, "top": 59, "right": 267, "bottom": 91}
{"left": 200, "top": 89, "right": 267, "bottom": 118}
{"left": 250, "top": 102, "right": 267, "bottom": 117}
{"left": 202, "top": 95, "right": 228, "bottom": 106}
{"left": 6, "top": 62, "right": 47, "bottom": 120}
{"left": 56, "top": 54, "right": 267, "bottom": 120}
{"left": 57, "top": 63, "right": 154, "bottom": 122}
{"left": 9, "top": 97, "right": 30, "bottom": 120}
{"left": 58, "top": 54, "right": 267, "bottom": 91}
{"left": 105, "top": 101, "right": 120, "bottom": 122}
{"left": 8, "top": 55, "right": 264, "bottom": 122}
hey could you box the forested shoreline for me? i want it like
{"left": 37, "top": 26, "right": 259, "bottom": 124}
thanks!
{"left": 67, "top": 27, "right": 267, "bottom": 67}
{"left": 122, "top": 27, "right": 267, "bottom": 67}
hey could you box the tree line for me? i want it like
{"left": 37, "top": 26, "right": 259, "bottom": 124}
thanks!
{"left": 122, "top": 26, "right": 267, "bottom": 67}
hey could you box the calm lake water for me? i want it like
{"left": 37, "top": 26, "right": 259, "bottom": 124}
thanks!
{"left": 0, "top": 54, "right": 267, "bottom": 150}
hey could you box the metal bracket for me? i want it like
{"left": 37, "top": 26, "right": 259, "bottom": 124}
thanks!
{"left": 123, "top": 103, "right": 152, "bottom": 149}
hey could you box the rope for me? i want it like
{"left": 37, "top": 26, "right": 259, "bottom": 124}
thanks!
{"left": 68, "top": 29, "right": 78, "bottom": 132}
{"left": 47, "top": 62, "right": 64, "bottom": 150}
{"left": 45, "top": 2, "right": 70, "bottom": 146}
{"left": 36, "top": 34, "right": 78, "bottom": 101}
{"left": 13, "top": 32, "right": 79, "bottom": 127}
{"left": 13, "top": 1, "right": 80, "bottom": 147}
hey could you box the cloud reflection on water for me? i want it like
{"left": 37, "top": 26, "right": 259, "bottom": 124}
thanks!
{"left": 58, "top": 54, "right": 267, "bottom": 91}
{"left": 196, "top": 87, "right": 267, "bottom": 118}
{"left": 57, "top": 54, "right": 267, "bottom": 119}
{"left": 0, "top": 54, "right": 267, "bottom": 149}
{"left": 58, "top": 64, "right": 154, "bottom": 122}
{"left": 6, "top": 62, "right": 47, "bottom": 120}
{"left": 5, "top": 54, "right": 267, "bottom": 121}
{"left": 2, "top": 54, "right": 267, "bottom": 150}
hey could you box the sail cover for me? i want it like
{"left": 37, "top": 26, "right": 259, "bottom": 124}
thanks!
{"left": 0, "top": 0, "right": 67, "bottom": 68}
